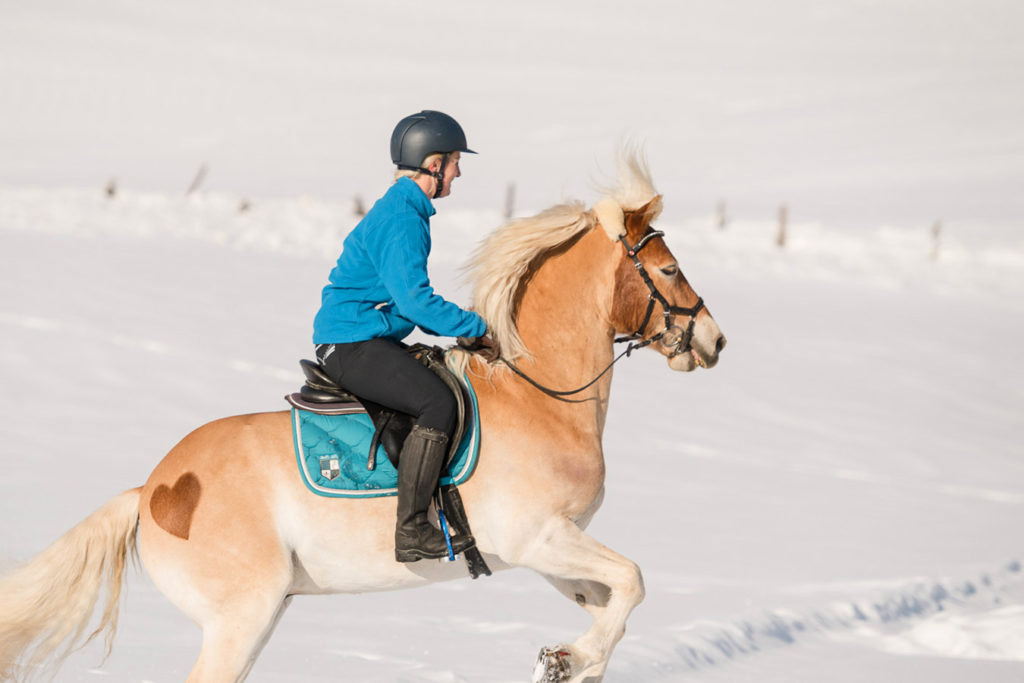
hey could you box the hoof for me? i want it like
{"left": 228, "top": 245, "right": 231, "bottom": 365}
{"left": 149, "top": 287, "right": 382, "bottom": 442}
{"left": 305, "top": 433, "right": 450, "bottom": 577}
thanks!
{"left": 532, "top": 646, "right": 573, "bottom": 683}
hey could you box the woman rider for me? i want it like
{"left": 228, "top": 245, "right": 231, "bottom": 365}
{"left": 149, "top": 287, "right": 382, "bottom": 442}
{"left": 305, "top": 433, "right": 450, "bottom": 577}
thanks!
{"left": 313, "top": 110, "right": 499, "bottom": 563}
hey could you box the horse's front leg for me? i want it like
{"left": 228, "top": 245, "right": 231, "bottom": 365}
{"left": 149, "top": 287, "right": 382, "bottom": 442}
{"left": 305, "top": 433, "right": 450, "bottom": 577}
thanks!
{"left": 516, "top": 517, "right": 645, "bottom": 683}
{"left": 542, "top": 574, "right": 612, "bottom": 621}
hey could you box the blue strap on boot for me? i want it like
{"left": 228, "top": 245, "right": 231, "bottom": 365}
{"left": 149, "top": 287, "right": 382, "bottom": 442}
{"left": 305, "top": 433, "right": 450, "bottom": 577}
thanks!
{"left": 438, "top": 509, "right": 456, "bottom": 561}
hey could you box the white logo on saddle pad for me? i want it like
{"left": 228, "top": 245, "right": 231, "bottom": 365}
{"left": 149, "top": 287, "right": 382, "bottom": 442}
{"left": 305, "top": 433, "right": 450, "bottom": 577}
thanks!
{"left": 319, "top": 456, "right": 340, "bottom": 481}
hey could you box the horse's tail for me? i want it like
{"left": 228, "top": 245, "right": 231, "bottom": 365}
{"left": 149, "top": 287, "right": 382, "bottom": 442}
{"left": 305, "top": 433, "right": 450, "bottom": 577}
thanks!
{"left": 0, "top": 487, "right": 141, "bottom": 681}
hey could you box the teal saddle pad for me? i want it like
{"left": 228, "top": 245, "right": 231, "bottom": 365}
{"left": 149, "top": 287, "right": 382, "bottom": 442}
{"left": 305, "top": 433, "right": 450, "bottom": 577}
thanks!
{"left": 290, "top": 373, "right": 480, "bottom": 498}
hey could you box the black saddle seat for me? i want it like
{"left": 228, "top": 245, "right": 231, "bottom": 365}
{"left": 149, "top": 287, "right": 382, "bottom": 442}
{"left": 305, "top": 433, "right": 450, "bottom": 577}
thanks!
{"left": 289, "top": 345, "right": 469, "bottom": 471}
{"left": 298, "top": 359, "right": 359, "bottom": 404}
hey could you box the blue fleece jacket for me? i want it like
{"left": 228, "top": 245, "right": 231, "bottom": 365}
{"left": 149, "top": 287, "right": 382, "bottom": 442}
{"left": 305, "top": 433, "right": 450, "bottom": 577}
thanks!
{"left": 312, "top": 177, "right": 486, "bottom": 344}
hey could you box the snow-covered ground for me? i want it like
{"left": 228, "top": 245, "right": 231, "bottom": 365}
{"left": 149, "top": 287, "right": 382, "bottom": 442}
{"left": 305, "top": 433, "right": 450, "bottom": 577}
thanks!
{"left": 1, "top": 187, "right": 1022, "bottom": 682}
{"left": 3, "top": 1, "right": 1023, "bottom": 679}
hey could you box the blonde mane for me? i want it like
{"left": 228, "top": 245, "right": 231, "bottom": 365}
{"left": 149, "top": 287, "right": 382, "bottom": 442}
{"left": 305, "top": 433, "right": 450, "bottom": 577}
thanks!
{"left": 459, "top": 149, "right": 660, "bottom": 367}
{"left": 463, "top": 202, "right": 592, "bottom": 363}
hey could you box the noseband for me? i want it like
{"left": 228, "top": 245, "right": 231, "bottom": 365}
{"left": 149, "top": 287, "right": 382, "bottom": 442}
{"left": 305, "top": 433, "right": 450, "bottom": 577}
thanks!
{"left": 616, "top": 230, "right": 704, "bottom": 358}
{"left": 500, "top": 229, "right": 705, "bottom": 402}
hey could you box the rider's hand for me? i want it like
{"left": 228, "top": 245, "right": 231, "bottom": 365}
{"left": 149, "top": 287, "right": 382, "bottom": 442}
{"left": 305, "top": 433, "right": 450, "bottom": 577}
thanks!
{"left": 457, "top": 334, "right": 501, "bottom": 363}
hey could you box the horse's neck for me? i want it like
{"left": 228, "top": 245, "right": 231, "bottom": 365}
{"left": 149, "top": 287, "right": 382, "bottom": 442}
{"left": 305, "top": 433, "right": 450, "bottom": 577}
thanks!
{"left": 513, "top": 230, "right": 617, "bottom": 432}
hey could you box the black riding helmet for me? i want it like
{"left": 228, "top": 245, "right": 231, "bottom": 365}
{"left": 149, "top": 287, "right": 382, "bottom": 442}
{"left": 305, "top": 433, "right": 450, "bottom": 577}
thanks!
{"left": 390, "top": 110, "right": 476, "bottom": 198}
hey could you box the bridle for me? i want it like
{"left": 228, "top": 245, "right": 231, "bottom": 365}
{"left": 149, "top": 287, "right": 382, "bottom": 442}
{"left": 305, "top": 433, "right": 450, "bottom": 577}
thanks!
{"left": 616, "top": 230, "right": 704, "bottom": 357}
{"left": 501, "top": 228, "right": 704, "bottom": 403}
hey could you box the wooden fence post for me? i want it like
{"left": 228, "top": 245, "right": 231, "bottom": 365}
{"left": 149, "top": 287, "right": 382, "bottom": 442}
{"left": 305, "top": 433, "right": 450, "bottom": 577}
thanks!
{"left": 777, "top": 204, "right": 788, "bottom": 248}
{"left": 186, "top": 163, "right": 208, "bottom": 196}
{"left": 715, "top": 200, "right": 728, "bottom": 230}
{"left": 504, "top": 182, "right": 516, "bottom": 220}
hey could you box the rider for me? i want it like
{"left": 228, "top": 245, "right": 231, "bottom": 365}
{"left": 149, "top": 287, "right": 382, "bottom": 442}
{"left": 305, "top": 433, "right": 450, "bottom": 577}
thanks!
{"left": 313, "top": 110, "right": 499, "bottom": 563}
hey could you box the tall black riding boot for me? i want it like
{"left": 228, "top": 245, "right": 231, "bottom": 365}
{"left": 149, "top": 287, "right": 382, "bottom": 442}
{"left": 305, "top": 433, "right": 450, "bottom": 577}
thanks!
{"left": 395, "top": 425, "right": 475, "bottom": 563}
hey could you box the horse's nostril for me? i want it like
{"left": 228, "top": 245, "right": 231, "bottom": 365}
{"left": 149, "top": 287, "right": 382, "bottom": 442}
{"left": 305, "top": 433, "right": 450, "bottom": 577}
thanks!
{"left": 715, "top": 335, "right": 727, "bottom": 354}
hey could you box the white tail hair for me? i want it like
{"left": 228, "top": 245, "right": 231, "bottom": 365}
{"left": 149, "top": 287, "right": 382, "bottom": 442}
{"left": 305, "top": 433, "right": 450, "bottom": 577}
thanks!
{"left": 0, "top": 488, "right": 140, "bottom": 681}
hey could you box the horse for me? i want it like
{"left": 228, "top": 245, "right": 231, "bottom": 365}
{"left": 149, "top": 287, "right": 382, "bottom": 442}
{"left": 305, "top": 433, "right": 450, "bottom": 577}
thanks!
{"left": 0, "top": 151, "right": 726, "bottom": 683}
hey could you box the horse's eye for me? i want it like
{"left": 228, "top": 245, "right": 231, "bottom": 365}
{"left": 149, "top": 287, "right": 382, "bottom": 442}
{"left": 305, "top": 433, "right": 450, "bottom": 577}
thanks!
{"left": 660, "top": 264, "right": 679, "bottom": 277}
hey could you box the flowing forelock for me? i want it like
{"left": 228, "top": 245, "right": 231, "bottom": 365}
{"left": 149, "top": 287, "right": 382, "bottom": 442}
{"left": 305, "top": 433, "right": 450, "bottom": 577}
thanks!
{"left": 595, "top": 147, "right": 662, "bottom": 238}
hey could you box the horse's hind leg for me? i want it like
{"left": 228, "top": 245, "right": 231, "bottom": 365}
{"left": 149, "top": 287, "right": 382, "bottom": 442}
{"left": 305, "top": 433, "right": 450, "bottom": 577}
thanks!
{"left": 519, "top": 518, "right": 645, "bottom": 683}
{"left": 187, "top": 593, "right": 293, "bottom": 683}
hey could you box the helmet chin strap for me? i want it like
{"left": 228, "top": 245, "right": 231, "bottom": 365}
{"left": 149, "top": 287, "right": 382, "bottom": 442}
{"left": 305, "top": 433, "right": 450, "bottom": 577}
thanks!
{"left": 431, "top": 153, "right": 449, "bottom": 199}
{"left": 397, "top": 153, "right": 449, "bottom": 199}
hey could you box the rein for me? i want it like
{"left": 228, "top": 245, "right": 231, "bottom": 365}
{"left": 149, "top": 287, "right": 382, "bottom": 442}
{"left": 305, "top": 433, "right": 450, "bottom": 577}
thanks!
{"left": 501, "top": 229, "right": 704, "bottom": 403}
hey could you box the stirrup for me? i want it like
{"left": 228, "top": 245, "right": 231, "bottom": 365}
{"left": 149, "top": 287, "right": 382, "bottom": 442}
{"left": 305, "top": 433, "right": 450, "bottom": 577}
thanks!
{"left": 395, "top": 520, "right": 474, "bottom": 563}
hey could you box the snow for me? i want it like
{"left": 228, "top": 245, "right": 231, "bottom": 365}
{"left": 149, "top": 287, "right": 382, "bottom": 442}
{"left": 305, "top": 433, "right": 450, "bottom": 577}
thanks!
{"left": 2, "top": 1, "right": 1023, "bottom": 680}
{"left": 2, "top": 187, "right": 1023, "bottom": 681}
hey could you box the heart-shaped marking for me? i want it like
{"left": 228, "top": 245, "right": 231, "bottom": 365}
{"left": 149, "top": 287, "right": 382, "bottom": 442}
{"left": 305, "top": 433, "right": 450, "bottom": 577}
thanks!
{"left": 150, "top": 472, "right": 201, "bottom": 540}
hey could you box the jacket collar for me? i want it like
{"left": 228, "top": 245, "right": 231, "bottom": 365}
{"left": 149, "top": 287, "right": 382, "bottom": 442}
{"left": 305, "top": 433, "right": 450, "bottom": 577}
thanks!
{"left": 394, "top": 176, "right": 436, "bottom": 219}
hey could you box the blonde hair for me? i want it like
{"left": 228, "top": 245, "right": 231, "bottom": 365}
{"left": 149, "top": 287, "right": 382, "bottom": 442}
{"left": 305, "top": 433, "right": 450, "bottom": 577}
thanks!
{"left": 393, "top": 152, "right": 447, "bottom": 182}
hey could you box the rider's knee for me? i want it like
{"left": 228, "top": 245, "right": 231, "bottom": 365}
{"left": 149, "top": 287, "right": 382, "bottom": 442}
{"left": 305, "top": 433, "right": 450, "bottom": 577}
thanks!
{"left": 418, "top": 390, "right": 457, "bottom": 436}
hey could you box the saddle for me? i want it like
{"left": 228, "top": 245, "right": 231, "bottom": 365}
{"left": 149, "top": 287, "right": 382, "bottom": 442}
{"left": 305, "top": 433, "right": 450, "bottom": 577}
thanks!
{"left": 286, "top": 344, "right": 469, "bottom": 471}
{"left": 286, "top": 344, "right": 490, "bottom": 579}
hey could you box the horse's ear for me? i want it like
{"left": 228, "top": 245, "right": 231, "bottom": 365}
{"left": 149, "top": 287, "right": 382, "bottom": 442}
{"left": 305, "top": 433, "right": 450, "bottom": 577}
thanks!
{"left": 624, "top": 195, "right": 664, "bottom": 236}
{"left": 594, "top": 195, "right": 663, "bottom": 241}
{"left": 641, "top": 195, "right": 663, "bottom": 222}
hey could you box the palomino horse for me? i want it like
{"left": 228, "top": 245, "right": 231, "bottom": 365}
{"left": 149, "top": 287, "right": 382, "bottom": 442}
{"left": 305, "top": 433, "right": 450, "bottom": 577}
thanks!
{"left": 0, "top": 152, "right": 725, "bottom": 682}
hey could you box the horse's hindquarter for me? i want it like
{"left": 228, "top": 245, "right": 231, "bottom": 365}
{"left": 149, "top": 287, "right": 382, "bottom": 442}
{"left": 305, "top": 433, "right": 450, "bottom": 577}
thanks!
{"left": 138, "top": 411, "right": 479, "bottom": 603}
{"left": 138, "top": 412, "right": 298, "bottom": 618}
{"left": 140, "top": 413, "right": 293, "bottom": 549}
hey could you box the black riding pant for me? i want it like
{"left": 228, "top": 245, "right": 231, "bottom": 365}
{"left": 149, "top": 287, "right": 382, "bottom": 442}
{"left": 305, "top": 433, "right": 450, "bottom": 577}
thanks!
{"left": 316, "top": 338, "right": 457, "bottom": 438}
